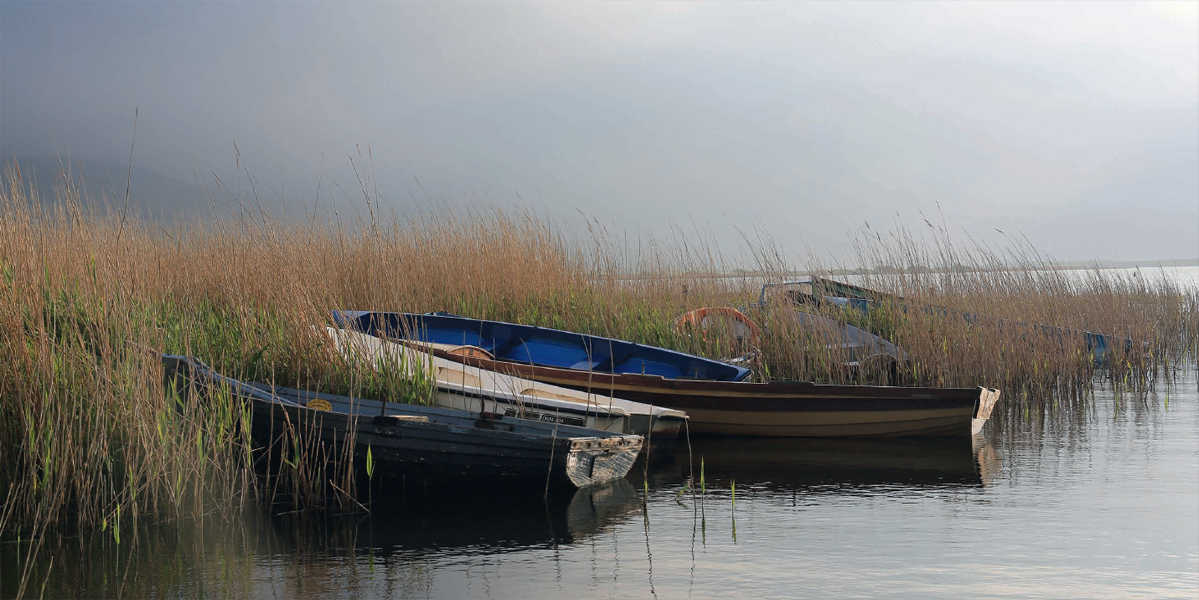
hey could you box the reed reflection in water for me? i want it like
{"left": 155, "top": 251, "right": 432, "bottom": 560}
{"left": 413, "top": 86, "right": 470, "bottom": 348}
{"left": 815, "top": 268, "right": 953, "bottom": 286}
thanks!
{"left": 4, "top": 371, "right": 1196, "bottom": 599}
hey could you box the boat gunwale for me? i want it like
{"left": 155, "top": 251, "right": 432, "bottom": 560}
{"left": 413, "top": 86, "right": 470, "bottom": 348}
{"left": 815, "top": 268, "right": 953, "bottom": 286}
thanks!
{"left": 334, "top": 310, "right": 753, "bottom": 383}
{"left": 421, "top": 350, "right": 996, "bottom": 435}
{"left": 427, "top": 348, "right": 986, "bottom": 399}
{"left": 165, "top": 354, "right": 643, "bottom": 447}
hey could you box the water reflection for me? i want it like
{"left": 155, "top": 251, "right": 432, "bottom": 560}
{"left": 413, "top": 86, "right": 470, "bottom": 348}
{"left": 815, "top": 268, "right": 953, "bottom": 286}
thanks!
{"left": 2, "top": 480, "right": 643, "bottom": 599}
{"left": 5, "top": 372, "right": 1196, "bottom": 599}
{"left": 659, "top": 435, "right": 998, "bottom": 491}
{"left": 361, "top": 478, "right": 641, "bottom": 558}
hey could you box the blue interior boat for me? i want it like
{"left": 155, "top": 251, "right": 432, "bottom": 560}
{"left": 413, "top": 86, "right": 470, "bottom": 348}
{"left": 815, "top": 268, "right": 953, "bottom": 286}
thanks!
{"left": 333, "top": 311, "right": 753, "bottom": 382}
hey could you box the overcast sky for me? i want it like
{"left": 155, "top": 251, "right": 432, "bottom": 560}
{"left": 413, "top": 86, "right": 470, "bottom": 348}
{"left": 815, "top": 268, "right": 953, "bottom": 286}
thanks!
{"left": 2, "top": 1, "right": 1196, "bottom": 264}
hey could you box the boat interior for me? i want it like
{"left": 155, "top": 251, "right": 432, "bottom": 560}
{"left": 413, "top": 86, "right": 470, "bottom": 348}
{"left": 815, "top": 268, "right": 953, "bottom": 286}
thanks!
{"left": 336, "top": 311, "right": 752, "bottom": 382}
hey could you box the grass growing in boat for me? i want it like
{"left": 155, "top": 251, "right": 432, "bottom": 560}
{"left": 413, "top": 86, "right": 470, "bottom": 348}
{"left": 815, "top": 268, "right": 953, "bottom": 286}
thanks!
{"left": 0, "top": 160, "right": 1194, "bottom": 569}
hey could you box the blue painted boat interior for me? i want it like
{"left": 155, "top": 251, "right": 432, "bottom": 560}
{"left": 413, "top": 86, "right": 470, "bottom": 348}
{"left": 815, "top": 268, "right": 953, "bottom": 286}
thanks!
{"left": 333, "top": 311, "right": 753, "bottom": 382}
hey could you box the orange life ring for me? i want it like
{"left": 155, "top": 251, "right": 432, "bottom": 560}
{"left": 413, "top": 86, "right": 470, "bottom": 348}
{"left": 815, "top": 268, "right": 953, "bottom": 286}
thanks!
{"left": 674, "top": 307, "right": 762, "bottom": 348}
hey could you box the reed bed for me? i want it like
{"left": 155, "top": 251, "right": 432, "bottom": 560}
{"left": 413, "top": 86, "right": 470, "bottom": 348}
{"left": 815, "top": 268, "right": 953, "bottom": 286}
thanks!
{"left": 1, "top": 162, "right": 1194, "bottom": 564}
{"left": 841, "top": 222, "right": 1198, "bottom": 393}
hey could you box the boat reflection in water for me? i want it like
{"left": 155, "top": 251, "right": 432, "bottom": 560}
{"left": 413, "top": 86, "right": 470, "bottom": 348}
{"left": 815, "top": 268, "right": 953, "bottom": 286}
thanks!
{"left": 9, "top": 479, "right": 644, "bottom": 599}
{"left": 350, "top": 477, "right": 643, "bottom": 558}
{"left": 659, "top": 435, "right": 1000, "bottom": 491}
{"left": 241, "top": 479, "right": 644, "bottom": 597}
{"left": 973, "top": 433, "right": 1002, "bottom": 485}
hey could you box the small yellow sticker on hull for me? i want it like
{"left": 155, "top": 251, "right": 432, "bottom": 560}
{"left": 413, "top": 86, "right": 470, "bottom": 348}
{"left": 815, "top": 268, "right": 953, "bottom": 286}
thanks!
{"left": 306, "top": 398, "right": 332, "bottom": 412}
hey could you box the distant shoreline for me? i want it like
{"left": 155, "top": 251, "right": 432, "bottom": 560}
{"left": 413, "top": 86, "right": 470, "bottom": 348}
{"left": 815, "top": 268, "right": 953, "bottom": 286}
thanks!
{"left": 1048, "top": 259, "right": 1199, "bottom": 269}
{"left": 815, "top": 259, "right": 1199, "bottom": 277}
{"left": 655, "top": 260, "right": 1199, "bottom": 281}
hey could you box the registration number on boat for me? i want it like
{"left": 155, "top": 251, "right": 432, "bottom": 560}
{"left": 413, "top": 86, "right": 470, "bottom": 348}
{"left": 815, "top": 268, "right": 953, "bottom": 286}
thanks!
{"left": 502, "top": 408, "right": 586, "bottom": 427}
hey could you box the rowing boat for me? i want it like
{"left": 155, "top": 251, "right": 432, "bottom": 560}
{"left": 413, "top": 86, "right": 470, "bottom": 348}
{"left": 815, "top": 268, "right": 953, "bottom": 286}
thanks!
{"left": 324, "top": 327, "right": 686, "bottom": 452}
{"left": 162, "top": 354, "right": 643, "bottom": 489}
{"left": 333, "top": 310, "right": 751, "bottom": 381}
{"left": 338, "top": 312, "right": 1000, "bottom": 437}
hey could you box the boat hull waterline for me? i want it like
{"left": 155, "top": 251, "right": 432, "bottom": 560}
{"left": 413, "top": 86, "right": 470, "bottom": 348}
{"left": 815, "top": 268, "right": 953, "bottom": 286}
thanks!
{"left": 417, "top": 350, "right": 1001, "bottom": 438}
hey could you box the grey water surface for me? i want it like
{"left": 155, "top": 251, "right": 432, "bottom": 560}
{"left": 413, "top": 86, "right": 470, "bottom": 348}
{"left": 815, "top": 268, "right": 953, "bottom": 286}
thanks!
{"left": 6, "top": 371, "right": 1197, "bottom": 599}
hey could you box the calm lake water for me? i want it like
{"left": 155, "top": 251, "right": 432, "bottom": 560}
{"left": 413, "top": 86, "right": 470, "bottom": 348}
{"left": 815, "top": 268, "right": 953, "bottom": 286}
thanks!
{"left": 5, "top": 369, "right": 1197, "bottom": 599}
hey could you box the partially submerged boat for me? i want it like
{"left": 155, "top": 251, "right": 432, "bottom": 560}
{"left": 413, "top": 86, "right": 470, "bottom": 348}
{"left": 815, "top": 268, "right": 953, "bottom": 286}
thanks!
{"left": 162, "top": 354, "right": 643, "bottom": 489}
{"left": 785, "top": 310, "right": 908, "bottom": 367}
{"left": 338, "top": 312, "right": 1000, "bottom": 437}
{"left": 761, "top": 277, "right": 1138, "bottom": 365}
{"left": 323, "top": 327, "right": 686, "bottom": 452}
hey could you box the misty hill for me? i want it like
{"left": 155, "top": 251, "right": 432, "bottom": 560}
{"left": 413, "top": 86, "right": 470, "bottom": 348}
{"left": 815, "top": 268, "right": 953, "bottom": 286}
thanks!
{"left": 2, "top": 157, "right": 284, "bottom": 221}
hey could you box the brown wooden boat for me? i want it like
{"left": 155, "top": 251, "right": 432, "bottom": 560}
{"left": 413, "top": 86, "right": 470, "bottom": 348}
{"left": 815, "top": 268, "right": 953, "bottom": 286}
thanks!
{"left": 419, "top": 344, "right": 1000, "bottom": 437}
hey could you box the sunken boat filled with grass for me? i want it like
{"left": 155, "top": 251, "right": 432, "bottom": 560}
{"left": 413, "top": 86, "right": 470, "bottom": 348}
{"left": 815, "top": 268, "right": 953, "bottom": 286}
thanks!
{"left": 336, "top": 311, "right": 1000, "bottom": 438}
{"left": 161, "top": 355, "right": 643, "bottom": 489}
{"left": 758, "top": 276, "right": 1140, "bottom": 366}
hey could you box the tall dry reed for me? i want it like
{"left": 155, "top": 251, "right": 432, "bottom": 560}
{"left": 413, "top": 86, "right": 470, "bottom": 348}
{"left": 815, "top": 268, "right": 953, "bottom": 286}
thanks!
{"left": 1, "top": 160, "right": 1194, "bottom": 561}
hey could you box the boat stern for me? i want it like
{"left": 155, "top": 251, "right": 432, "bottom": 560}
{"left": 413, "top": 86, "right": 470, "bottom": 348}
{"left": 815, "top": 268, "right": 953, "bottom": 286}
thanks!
{"left": 972, "top": 387, "right": 1002, "bottom": 435}
{"left": 563, "top": 435, "right": 644, "bottom": 487}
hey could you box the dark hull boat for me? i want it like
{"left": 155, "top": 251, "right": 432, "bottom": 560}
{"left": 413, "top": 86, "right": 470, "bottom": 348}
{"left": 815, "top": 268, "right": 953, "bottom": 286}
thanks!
{"left": 408, "top": 362, "right": 999, "bottom": 437}
{"left": 162, "top": 355, "right": 643, "bottom": 489}
{"left": 337, "top": 312, "right": 1001, "bottom": 438}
